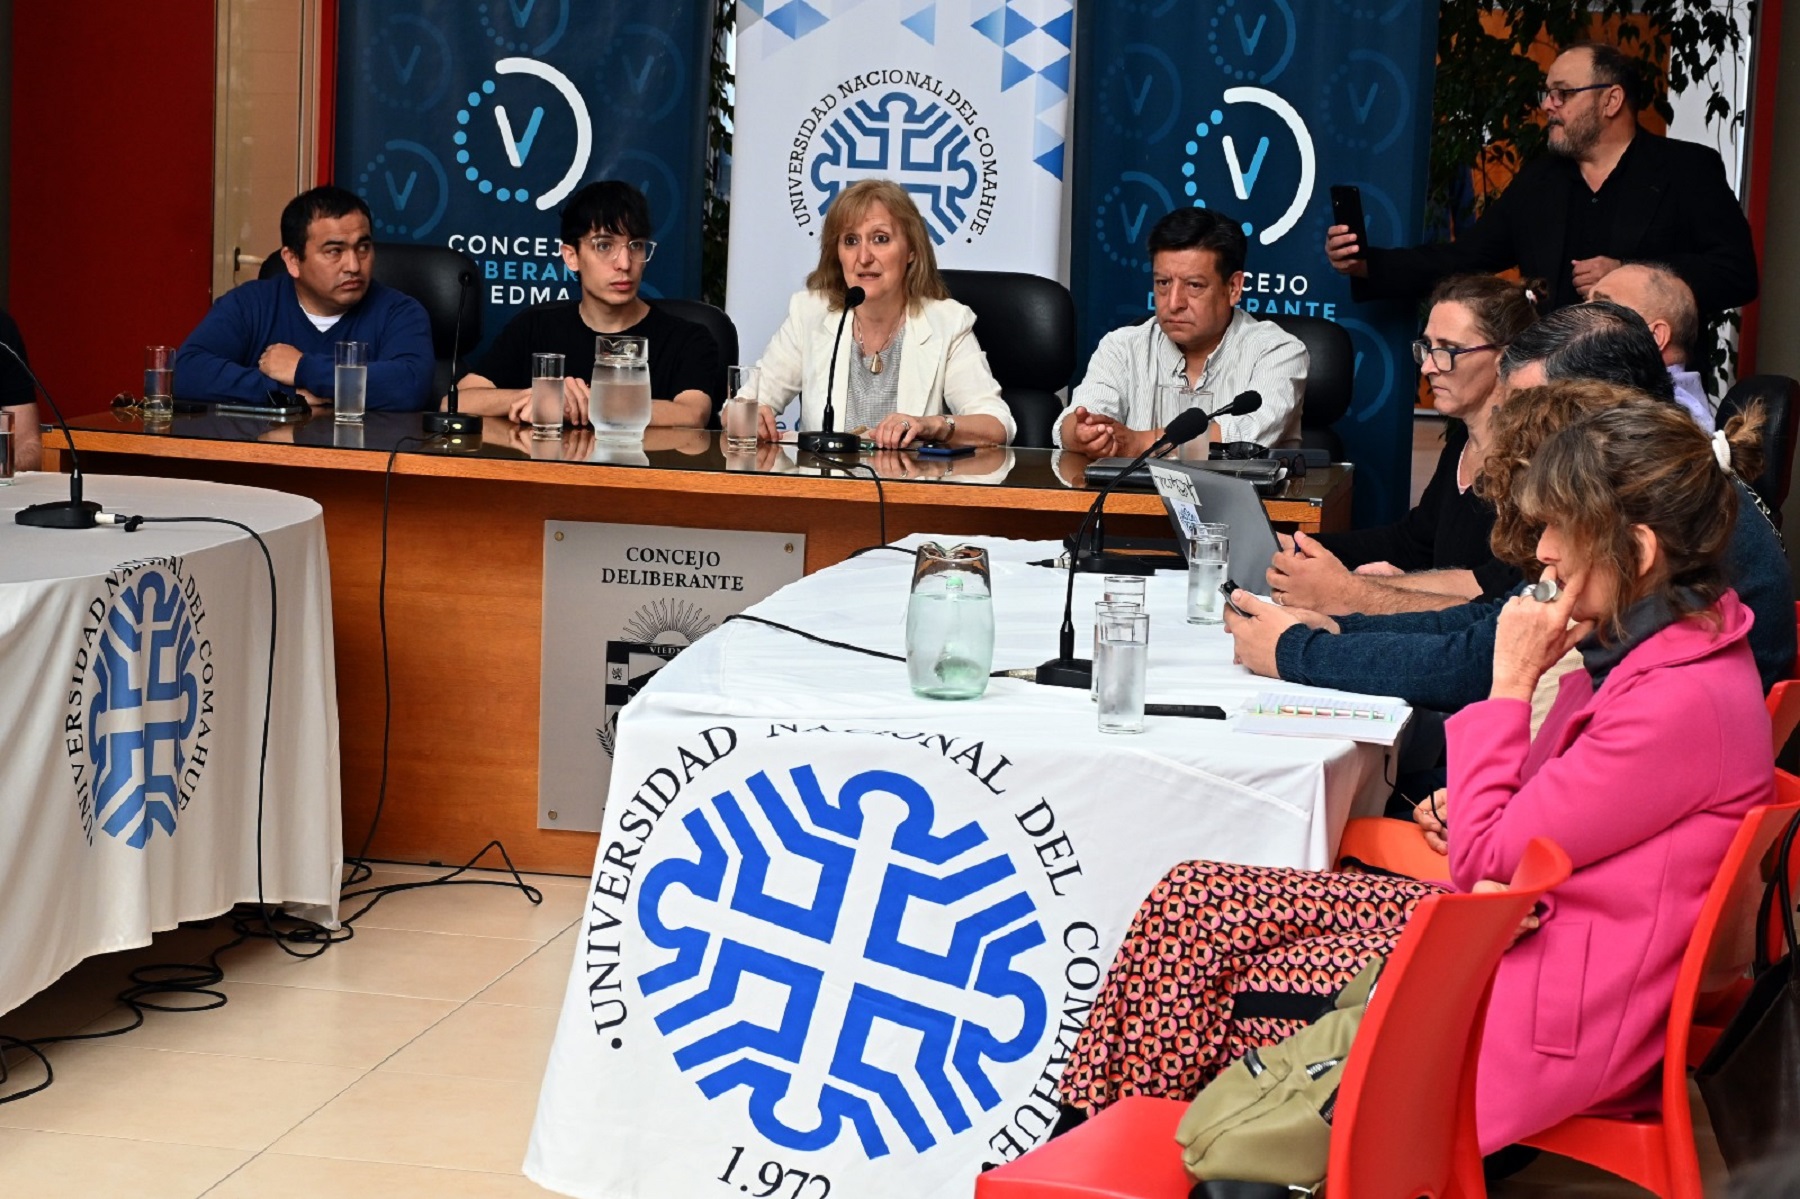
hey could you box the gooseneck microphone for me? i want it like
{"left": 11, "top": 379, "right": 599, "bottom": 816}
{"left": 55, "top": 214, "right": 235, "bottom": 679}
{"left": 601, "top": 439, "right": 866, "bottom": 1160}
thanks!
{"left": 423, "top": 270, "right": 480, "bottom": 438}
{"left": 4, "top": 341, "right": 101, "bottom": 529}
{"left": 799, "top": 285, "right": 864, "bottom": 455}
{"left": 1035, "top": 391, "right": 1262, "bottom": 689}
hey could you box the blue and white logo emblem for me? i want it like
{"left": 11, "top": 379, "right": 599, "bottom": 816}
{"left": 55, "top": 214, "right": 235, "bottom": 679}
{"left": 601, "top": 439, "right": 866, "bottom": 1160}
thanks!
{"left": 65, "top": 561, "right": 214, "bottom": 849}
{"left": 637, "top": 763, "right": 1049, "bottom": 1158}
{"left": 791, "top": 72, "right": 999, "bottom": 245}
{"left": 453, "top": 57, "right": 592, "bottom": 212}
{"left": 1181, "top": 87, "right": 1315, "bottom": 246}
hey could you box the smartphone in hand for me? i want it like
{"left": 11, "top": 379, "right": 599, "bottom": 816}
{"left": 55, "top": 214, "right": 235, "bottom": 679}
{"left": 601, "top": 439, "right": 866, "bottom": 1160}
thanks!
{"left": 1329, "top": 185, "right": 1368, "bottom": 259}
{"left": 1219, "top": 578, "right": 1250, "bottom": 619}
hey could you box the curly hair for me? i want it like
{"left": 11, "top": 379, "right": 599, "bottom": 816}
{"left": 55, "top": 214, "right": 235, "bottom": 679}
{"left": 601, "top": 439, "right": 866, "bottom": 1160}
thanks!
{"left": 806, "top": 179, "right": 950, "bottom": 312}
{"left": 1478, "top": 381, "right": 1765, "bottom": 640}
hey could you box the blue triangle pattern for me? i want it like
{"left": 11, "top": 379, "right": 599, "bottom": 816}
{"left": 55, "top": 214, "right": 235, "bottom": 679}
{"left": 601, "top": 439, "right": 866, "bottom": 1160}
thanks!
{"left": 1039, "top": 53, "right": 1070, "bottom": 93}
{"left": 901, "top": 3, "right": 936, "bottom": 44}
{"left": 1000, "top": 49, "right": 1033, "bottom": 91}
{"left": 766, "top": 0, "right": 828, "bottom": 40}
{"left": 1040, "top": 9, "right": 1072, "bottom": 47}
{"left": 971, "top": 6, "right": 1005, "bottom": 44}
{"left": 1033, "top": 118, "right": 1061, "bottom": 155}
{"left": 1034, "top": 73, "right": 1060, "bottom": 112}
{"left": 741, "top": 0, "right": 766, "bottom": 13}
{"left": 1002, "top": 5, "right": 1036, "bottom": 45}
{"left": 1035, "top": 143, "right": 1065, "bottom": 180}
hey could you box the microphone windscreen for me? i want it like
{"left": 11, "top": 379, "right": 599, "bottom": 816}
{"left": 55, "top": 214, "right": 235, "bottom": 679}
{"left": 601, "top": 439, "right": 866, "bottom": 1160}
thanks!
{"left": 1227, "top": 389, "right": 1263, "bottom": 416}
{"left": 1162, "top": 406, "right": 1212, "bottom": 446}
{"left": 843, "top": 286, "right": 867, "bottom": 308}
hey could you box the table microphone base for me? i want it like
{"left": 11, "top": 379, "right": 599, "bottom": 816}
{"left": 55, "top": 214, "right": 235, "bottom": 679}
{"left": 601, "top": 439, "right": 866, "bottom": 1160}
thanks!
{"left": 798, "top": 429, "right": 860, "bottom": 455}
{"left": 1073, "top": 551, "right": 1157, "bottom": 575}
{"left": 15, "top": 499, "right": 101, "bottom": 529}
{"left": 1035, "top": 657, "right": 1093, "bottom": 689}
{"left": 423, "top": 410, "right": 482, "bottom": 436}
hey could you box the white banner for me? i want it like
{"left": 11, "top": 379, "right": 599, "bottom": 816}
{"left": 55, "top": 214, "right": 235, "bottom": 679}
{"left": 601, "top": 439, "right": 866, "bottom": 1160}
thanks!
{"left": 726, "top": 0, "right": 1073, "bottom": 381}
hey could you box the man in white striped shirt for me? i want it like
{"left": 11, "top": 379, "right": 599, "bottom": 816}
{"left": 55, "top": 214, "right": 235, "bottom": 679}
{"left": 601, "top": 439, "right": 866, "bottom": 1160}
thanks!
{"left": 1057, "top": 208, "right": 1308, "bottom": 456}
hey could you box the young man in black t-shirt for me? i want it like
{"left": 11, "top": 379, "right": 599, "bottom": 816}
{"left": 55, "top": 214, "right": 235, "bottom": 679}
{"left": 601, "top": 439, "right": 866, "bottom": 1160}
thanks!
{"left": 453, "top": 181, "right": 720, "bottom": 427}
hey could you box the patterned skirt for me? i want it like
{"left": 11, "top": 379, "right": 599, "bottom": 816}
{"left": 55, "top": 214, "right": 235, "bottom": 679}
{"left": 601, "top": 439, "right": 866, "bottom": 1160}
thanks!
{"left": 1058, "top": 860, "right": 1443, "bottom": 1111}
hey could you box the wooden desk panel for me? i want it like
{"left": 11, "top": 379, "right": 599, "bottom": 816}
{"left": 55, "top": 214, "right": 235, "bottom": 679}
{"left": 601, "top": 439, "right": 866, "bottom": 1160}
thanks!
{"left": 49, "top": 419, "right": 1351, "bottom": 872}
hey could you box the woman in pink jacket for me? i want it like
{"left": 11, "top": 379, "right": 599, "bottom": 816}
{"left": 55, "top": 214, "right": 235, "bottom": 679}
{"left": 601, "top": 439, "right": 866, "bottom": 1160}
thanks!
{"left": 1057, "top": 387, "right": 1774, "bottom": 1152}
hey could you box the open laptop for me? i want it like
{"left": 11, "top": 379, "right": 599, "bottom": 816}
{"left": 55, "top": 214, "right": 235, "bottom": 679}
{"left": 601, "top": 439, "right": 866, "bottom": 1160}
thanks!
{"left": 1145, "top": 459, "right": 1283, "bottom": 583}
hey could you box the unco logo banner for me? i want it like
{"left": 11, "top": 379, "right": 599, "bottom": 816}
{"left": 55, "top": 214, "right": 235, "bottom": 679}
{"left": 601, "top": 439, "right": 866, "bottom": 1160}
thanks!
{"left": 1071, "top": 2, "right": 1439, "bottom": 524}
{"left": 336, "top": 0, "right": 712, "bottom": 360}
{"left": 550, "top": 725, "right": 1108, "bottom": 1195}
{"left": 64, "top": 557, "right": 215, "bottom": 849}
{"left": 726, "top": 0, "right": 1074, "bottom": 384}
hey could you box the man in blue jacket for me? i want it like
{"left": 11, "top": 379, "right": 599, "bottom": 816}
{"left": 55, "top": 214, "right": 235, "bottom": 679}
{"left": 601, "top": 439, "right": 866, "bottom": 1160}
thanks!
{"left": 174, "top": 186, "right": 434, "bottom": 410}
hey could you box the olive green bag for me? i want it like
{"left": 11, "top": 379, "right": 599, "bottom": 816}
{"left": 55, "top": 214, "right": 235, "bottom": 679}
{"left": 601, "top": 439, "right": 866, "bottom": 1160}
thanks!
{"left": 1173, "top": 957, "right": 1384, "bottom": 1199}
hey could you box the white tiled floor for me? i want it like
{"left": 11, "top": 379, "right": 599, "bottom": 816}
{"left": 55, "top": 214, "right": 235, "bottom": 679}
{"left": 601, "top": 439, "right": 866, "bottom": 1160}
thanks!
{"left": 0, "top": 855, "right": 1729, "bottom": 1196}
{"left": 0, "top": 863, "right": 582, "bottom": 1197}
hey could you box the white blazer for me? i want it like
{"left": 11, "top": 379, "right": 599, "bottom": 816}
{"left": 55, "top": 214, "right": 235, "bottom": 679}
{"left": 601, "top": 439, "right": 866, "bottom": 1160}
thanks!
{"left": 749, "top": 289, "right": 1015, "bottom": 442}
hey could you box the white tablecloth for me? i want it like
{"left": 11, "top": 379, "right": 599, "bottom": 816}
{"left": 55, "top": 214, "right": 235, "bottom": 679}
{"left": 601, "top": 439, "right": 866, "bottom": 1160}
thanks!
{"left": 527, "top": 537, "right": 1401, "bottom": 1199}
{"left": 0, "top": 473, "right": 342, "bottom": 1016}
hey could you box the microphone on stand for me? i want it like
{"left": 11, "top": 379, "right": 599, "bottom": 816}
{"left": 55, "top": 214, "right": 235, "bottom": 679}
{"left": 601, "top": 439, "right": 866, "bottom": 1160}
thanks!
{"left": 4, "top": 341, "right": 101, "bottom": 529}
{"left": 423, "top": 269, "right": 481, "bottom": 439}
{"left": 1035, "top": 390, "right": 1262, "bottom": 689}
{"left": 798, "top": 285, "right": 864, "bottom": 455}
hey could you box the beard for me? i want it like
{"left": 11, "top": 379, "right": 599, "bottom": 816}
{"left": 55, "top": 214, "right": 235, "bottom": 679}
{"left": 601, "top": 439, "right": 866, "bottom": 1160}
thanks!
{"left": 1548, "top": 107, "right": 1602, "bottom": 158}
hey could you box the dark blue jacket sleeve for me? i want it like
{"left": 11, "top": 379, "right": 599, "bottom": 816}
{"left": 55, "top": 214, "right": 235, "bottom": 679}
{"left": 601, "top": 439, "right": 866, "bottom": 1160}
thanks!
{"left": 293, "top": 288, "right": 436, "bottom": 411}
{"left": 1274, "top": 610, "right": 1501, "bottom": 713}
{"left": 1336, "top": 594, "right": 1512, "bottom": 637}
{"left": 174, "top": 287, "right": 279, "bottom": 403}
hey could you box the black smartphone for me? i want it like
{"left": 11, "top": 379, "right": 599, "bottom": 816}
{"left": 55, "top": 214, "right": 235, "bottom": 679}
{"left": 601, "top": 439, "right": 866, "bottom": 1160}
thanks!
{"left": 916, "top": 443, "right": 976, "bottom": 458}
{"left": 1219, "top": 578, "right": 1249, "bottom": 618}
{"left": 1329, "top": 184, "right": 1368, "bottom": 259}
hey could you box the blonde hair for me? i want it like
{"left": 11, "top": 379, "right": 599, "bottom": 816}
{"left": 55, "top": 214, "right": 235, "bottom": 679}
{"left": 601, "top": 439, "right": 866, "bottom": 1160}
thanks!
{"left": 805, "top": 179, "right": 950, "bottom": 312}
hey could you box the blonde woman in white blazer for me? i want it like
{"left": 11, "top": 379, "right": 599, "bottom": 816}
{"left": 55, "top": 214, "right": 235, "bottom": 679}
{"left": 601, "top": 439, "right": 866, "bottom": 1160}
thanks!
{"left": 748, "top": 179, "right": 1015, "bottom": 449}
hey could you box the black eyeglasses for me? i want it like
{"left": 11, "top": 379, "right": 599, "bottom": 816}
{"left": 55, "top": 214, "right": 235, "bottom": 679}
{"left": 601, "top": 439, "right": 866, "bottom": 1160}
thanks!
{"left": 1411, "top": 340, "right": 1503, "bottom": 372}
{"left": 1540, "top": 83, "right": 1613, "bottom": 107}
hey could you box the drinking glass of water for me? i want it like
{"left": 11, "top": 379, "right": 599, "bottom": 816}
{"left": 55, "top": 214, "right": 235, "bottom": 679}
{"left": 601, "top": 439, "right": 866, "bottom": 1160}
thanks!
{"left": 143, "top": 345, "right": 176, "bottom": 418}
{"left": 722, "top": 365, "right": 760, "bottom": 450}
{"left": 531, "top": 352, "right": 565, "bottom": 440}
{"left": 1186, "top": 523, "right": 1230, "bottom": 624}
{"left": 905, "top": 542, "right": 994, "bottom": 700}
{"left": 1096, "top": 605, "right": 1150, "bottom": 733}
{"left": 1157, "top": 381, "right": 1212, "bottom": 462}
{"left": 334, "top": 340, "right": 368, "bottom": 424}
{"left": 591, "top": 335, "right": 651, "bottom": 442}
{"left": 1092, "top": 576, "right": 1146, "bottom": 697}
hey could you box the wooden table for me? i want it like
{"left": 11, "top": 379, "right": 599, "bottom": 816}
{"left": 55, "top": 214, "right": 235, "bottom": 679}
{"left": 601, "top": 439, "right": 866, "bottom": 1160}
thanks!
{"left": 45, "top": 412, "right": 1352, "bottom": 872}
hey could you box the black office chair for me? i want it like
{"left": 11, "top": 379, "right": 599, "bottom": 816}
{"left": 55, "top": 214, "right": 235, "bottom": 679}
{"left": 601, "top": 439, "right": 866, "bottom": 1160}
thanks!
{"left": 940, "top": 269, "right": 1076, "bottom": 448}
{"left": 1717, "top": 373, "right": 1799, "bottom": 525}
{"left": 1262, "top": 312, "right": 1354, "bottom": 460}
{"left": 259, "top": 242, "right": 483, "bottom": 397}
{"left": 655, "top": 298, "right": 738, "bottom": 428}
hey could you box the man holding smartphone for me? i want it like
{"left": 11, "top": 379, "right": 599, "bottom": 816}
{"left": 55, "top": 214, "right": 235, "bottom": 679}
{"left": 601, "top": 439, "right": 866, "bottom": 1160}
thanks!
{"left": 1325, "top": 42, "right": 1756, "bottom": 319}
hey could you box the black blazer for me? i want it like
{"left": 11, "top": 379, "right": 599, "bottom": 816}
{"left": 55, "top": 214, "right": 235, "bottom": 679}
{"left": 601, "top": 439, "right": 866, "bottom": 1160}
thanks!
{"left": 1360, "top": 131, "right": 1758, "bottom": 316}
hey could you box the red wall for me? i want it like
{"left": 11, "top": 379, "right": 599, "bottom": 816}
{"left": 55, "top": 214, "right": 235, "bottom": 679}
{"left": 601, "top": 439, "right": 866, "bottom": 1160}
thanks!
{"left": 10, "top": 4, "right": 216, "bottom": 417}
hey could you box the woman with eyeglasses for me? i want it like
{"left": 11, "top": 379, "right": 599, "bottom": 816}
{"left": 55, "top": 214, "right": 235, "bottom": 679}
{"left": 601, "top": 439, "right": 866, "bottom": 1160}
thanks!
{"left": 1264, "top": 275, "right": 1540, "bottom": 616}
{"left": 451, "top": 180, "right": 721, "bottom": 429}
{"left": 743, "top": 178, "right": 1013, "bottom": 449}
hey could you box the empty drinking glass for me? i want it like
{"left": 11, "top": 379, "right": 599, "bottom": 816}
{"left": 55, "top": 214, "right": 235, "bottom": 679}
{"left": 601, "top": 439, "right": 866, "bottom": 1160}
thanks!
{"left": 143, "top": 345, "right": 175, "bottom": 417}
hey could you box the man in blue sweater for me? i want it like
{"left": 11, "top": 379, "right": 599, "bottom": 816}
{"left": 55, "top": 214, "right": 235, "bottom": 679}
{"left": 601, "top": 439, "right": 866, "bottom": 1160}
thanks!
{"left": 174, "top": 186, "right": 434, "bottom": 410}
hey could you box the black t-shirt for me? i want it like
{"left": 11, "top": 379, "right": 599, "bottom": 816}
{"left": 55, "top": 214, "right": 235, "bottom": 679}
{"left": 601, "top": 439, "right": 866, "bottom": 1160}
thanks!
{"left": 0, "top": 310, "right": 32, "bottom": 408}
{"left": 1557, "top": 135, "right": 1639, "bottom": 308}
{"left": 471, "top": 300, "right": 721, "bottom": 407}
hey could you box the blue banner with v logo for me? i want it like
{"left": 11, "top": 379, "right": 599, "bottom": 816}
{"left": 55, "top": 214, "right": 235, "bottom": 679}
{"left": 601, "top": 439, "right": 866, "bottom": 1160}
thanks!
{"left": 1070, "top": 3, "right": 1438, "bottom": 524}
{"left": 335, "top": 0, "right": 712, "bottom": 361}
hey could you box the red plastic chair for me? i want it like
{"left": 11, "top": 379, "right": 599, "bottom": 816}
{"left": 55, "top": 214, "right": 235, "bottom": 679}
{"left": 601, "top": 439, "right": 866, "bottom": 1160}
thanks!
{"left": 1518, "top": 781, "right": 1800, "bottom": 1199}
{"left": 1768, "top": 679, "right": 1800, "bottom": 755}
{"left": 976, "top": 838, "right": 1572, "bottom": 1199}
{"left": 1336, "top": 815, "right": 1452, "bottom": 883}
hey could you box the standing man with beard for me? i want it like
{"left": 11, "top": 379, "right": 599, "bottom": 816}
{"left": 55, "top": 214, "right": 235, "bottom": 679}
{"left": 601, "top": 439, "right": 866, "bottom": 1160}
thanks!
{"left": 1324, "top": 42, "right": 1757, "bottom": 319}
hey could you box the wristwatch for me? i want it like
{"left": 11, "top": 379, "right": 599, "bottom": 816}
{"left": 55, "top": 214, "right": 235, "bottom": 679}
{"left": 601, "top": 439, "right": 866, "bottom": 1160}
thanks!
{"left": 942, "top": 414, "right": 956, "bottom": 441}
